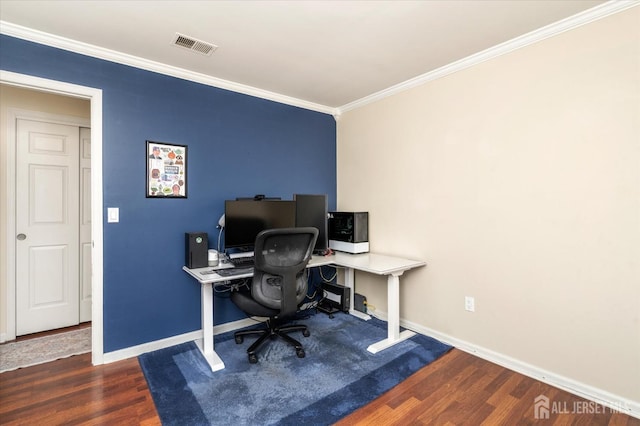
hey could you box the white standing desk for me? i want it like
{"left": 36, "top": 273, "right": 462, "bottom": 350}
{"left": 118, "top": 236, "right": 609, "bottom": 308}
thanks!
{"left": 183, "top": 251, "right": 425, "bottom": 371}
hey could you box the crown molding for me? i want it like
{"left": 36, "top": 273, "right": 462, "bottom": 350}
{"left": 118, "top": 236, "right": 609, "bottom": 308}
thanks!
{"left": 2, "top": 0, "right": 636, "bottom": 117}
{"left": 0, "top": 20, "right": 337, "bottom": 116}
{"left": 337, "top": 0, "right": 639, "bottom": 115}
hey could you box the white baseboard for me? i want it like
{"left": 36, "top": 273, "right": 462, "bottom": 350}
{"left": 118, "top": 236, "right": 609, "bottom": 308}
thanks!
{"left": 101, "top": 318, "right": 256, "bottom": 364}
{"left": 396, "top": 316, "right": 640, "bottom": 420}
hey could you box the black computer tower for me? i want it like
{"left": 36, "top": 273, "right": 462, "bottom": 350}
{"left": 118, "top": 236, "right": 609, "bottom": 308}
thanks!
{"left": 323, "top": 282, "right": 351, "bottom": 312}
{"left": 185, "top": 232, "right": 208, "bottom": 268}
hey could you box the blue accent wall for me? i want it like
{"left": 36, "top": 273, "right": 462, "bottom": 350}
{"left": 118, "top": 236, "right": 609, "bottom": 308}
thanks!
{"left": 1, "top": 35, "right": 336, "bottom": 352}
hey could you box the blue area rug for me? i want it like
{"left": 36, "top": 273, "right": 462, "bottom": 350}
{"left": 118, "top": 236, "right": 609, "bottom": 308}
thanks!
{"left": 139, "top": 312, "right": 452, "bottom": 425}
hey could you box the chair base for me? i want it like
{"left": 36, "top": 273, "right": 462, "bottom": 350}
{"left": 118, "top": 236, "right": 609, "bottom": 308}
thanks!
{"left": 234, "top": 319, "right": 310, "bottom": 363}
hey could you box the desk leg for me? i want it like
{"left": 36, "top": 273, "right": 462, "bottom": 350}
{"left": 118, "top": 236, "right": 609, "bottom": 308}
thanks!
{"left": 367, "top": 272, "right": 415, "bottom": 354}
{"left": 196, "top": 282, "right": 225, "bottom": 372}
{"left": 343, "top": 266, "right": 371, "bottom": 321}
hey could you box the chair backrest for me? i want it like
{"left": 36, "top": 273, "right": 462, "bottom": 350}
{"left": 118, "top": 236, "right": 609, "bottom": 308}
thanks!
{"left": 251, "top": 227, "right": 319, "bottom": 318}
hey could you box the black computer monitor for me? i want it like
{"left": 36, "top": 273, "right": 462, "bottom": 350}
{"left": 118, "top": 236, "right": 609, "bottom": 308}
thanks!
{"left": 294, "top": 194, "right": 328, "bottom": 255}
{"left": 224, "top": 200, "right": 296, "bottom": 253}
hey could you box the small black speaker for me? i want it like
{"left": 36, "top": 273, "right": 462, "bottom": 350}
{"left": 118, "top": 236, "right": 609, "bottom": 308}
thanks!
{"left": 185, "top": 232, "right": 208, "bottom": 269}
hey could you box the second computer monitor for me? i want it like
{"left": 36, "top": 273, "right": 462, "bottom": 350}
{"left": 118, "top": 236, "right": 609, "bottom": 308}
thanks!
{"left": 294, "top": 194, "right": 328, "bottom": 255}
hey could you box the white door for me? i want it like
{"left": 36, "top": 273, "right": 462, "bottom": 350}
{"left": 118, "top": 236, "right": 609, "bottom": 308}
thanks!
{"left": 79, "top": 127, "right": 92, "bottom": 322}
{"left": 16, "top": 119, "right": 80, "bottom": 335}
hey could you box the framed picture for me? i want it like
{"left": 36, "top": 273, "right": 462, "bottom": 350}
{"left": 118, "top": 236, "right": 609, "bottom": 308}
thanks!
{"left": 146, "top": 141, "right": 187, "bottom": 198}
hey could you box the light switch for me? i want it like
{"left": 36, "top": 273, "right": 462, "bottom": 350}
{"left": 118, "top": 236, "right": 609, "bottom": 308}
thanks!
{"left": 107, "top": 207, "right": 119, "bottom": 223}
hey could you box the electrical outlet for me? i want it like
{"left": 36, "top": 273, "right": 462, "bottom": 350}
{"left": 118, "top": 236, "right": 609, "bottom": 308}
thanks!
{"left": 465, "top": 296, "right": 475, "bottom": 312}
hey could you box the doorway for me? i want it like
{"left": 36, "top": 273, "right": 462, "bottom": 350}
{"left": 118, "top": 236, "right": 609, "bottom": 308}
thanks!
{"left": 1, "top": 70, "right": 104, "bottom": 365}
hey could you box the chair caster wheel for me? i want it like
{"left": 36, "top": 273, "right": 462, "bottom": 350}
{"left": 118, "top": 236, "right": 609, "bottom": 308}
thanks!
{"left": 248, "top": 354, "right": 258, "bottom": 364}
{"left": 235, "top": 336, "right": 243, "bottom": 344}
{"left": 302, "top": 330, "right": 310, "bottom": 337}
{"left": 296, "top": 349, "right": 305, "bottom": 358}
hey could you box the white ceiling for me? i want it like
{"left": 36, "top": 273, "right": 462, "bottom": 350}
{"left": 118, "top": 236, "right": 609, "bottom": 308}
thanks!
{"left": 0, "top": 0, "right": 613, "bottom": 112}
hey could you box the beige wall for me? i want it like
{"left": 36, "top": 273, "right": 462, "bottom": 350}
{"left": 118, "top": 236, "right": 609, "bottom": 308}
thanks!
{"left": 337, "top": 8, "right": 639, "bottom": 403}
{"left": 0, "top": 85, "right": 90, "bottom": 338}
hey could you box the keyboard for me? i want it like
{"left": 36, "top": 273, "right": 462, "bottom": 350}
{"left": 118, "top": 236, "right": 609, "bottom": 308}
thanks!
{"left": 229, "top": 257, "right": 254, "bottom": 267}
{"left": 217, "top": 267, "right": 253, "bottom": 277}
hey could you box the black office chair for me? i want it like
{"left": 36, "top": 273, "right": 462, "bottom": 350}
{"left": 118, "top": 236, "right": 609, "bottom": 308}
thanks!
{"left": 230, "top": 227, "right": 318, "bottom": 364}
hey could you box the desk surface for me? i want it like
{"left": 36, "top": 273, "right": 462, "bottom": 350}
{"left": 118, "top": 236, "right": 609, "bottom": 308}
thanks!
{"left": 183, "top": 251, "right": 425, "bottom": 284}
{"left": 331, "top": 252, "right": 425, "bottom": 275}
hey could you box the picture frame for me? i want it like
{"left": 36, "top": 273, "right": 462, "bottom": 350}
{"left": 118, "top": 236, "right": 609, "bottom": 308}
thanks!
{"left": 146, "top": 140, "right": 187, "bottom": 198}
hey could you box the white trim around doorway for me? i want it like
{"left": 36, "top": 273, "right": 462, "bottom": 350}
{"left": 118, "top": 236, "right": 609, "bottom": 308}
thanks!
{"left": 1, "top": 70, "right": 104, "bottom": 365}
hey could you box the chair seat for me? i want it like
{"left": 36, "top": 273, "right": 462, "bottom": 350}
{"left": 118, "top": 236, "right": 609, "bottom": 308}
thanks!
{"left": 231, "top": 291, "right": 278, "bottom": 318}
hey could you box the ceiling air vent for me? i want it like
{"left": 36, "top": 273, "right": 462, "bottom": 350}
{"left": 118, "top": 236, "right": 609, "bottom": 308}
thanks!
{"left": 172, "top": 33, "right": 218, "bottom": 56}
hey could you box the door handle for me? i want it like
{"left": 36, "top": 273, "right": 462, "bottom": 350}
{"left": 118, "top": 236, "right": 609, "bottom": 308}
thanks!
{"left": 16, "top": 233, "right": 26, "bottom": 241}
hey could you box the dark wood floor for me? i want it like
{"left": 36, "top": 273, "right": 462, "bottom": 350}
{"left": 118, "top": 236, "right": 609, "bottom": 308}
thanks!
{"left": 337, "top": 349, "right": 639, "bottom": 426}
{"left": 1, "top": 345, "right": 638, "bottom": 425}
